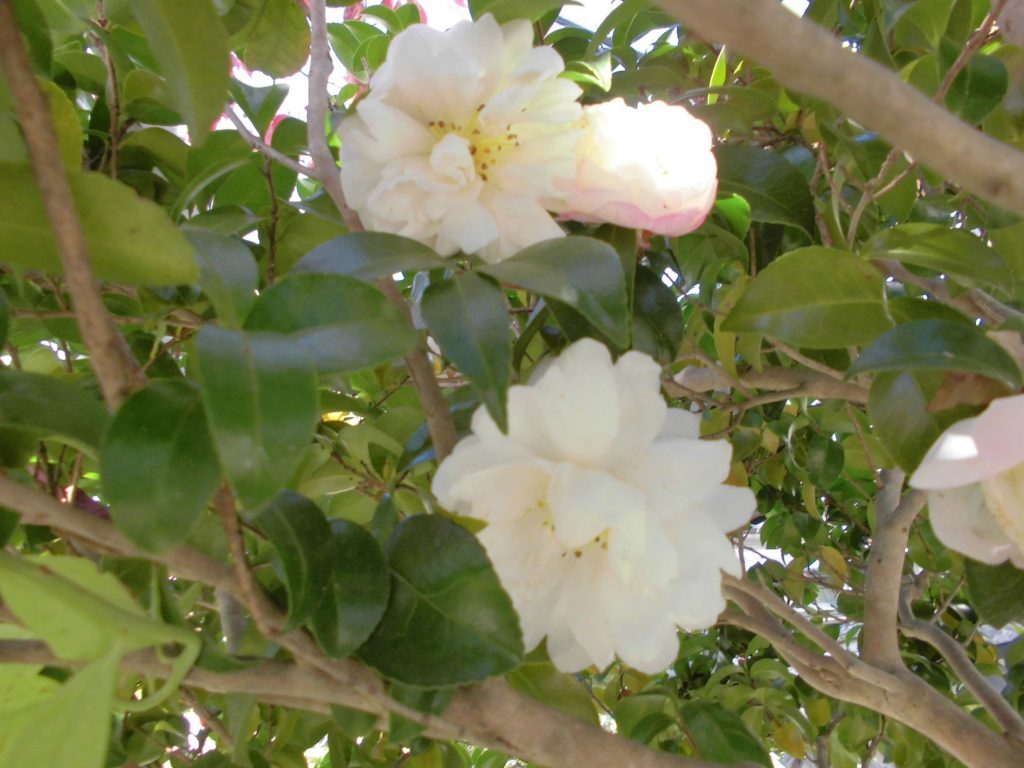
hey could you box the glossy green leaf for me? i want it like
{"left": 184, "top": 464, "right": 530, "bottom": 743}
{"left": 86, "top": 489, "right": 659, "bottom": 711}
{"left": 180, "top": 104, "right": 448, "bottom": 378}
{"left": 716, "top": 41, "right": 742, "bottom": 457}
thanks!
{"left": 0, "top": 164, "right": 198, "bottom": 285}
{"left": 868, "top": 370, "right": 960, "bottom": 472}
{"left": 253, "top": 491, "right": 334, "bottom": 629}
{"left": 506, "top": 651, "right": 599, "bottom": 725}
{"left": 130, "top": 0, "right": 230, "bottom": 142}
{"left": 849, "top": 320, "right": 1022, "bottom": 390}
{"left": 358, "top": 515, "right": 524, "bottom": 686}
{"left": 238, "top": 0, "right": 311, "bottom": 77}
{"left": 863, "top": 223, "right": 1011, "bottom": 291}
{"left": 195, "top": 327, "right": 319, "bottom": 510}
{"left": 481, "top": 236, "right": 629, "bottom": 348}
{"left": 0, "top": 645, "right": 119, "bottom": 768}
{"left": 244, "top": 273, "right": 419, "bottom": 374}
{"left": 612, "top": 693, "right": 677, "bottom": 743}
{"left": 715, "top": 144, "right": 815, "bottom": 235}
{"left": 189, "top": 228, "right": 258, "bottom": 328}
{"left": 0, "top": 370, "right": 108, "bottom": 454}
{"left": 101, "top": 380, "right": 220, "bottom": 552}
{"left": 964, "top": 559, "right": 1024, "bottom": 627}
{"left": 293, "top": 232, "right": 448, "bottom": 282}
{"left": 632, "top": 265, "right": 684, "bottom": 364}
{"left": 311, "top": 518, "right": 390, "bottom": 658}
{"left": 421, "top": 273, "right": 510, "bottom": 432}
{"left": 723, "top": 247, "right": 891, "bottom": 348}
{"left": 679, "top": 702, "right": 771, "bottom": 767}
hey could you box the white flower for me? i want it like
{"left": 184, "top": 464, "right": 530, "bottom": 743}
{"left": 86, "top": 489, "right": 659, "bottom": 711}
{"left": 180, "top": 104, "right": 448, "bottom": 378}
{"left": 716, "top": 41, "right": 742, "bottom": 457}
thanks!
{"left": 432, "top": 339, "right": 755, "bottom": 673}
{"left": 339, "top": 14, "right": 582, "bottom": 263}
{"left": 910, "top": 393, "right": 1024, "bottom": 568}
{"left": 547, "top": 99, "right": 718, "bottom": 237}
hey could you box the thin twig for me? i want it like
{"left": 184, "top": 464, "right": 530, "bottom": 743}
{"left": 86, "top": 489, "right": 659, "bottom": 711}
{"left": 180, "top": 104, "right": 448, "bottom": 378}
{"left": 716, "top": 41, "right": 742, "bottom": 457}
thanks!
{"left": 377, "top": 278, "right": 459, "bottom": 459}
{"left": 224, "top": 107, "right": 310, "bottom": 177}
{"left": 0, "top": 0, "right": 145, "bottom": 408}
{"left": 307, "top": 0, "right": 361, "bottom": 230}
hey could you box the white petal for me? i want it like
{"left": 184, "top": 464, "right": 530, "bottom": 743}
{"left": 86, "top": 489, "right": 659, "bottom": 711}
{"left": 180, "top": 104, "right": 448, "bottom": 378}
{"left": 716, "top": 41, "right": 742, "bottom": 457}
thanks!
{"left": 699, "top": 484, "right": 758, "bottom": 533}
{"left": 445, "top": 463, "right": 550, "bottom": 523}
{"left": 432, "top": 435, "right": 533, "bottom": 510}
{"left": 548, "top": 463, "right": 644, "bottom": 549}
{"left": 533, "top": 339, "right": 620, "bottom": 466}
{"left": 658, "top": 408, "right": 702, "bottom": 439}
{"left": 560, "top": 554, "right": 616, "bottom": 670}
{"left": 605, "top": 351, "right": 666, "bottom": 465}
{"left": 912, "top": 394, "right": 1024, "bottom": 490}
{"left": 546, "top": 623, "right": 593, "bottom": 673}
{"left": 927, "top": 486, "right": 1022, "bottom": 565}
{"left": 604, "top": 580, "right": 680, "bottom": 672}
{"left": 625, "top": 437, "right": 734, "bottom": 516}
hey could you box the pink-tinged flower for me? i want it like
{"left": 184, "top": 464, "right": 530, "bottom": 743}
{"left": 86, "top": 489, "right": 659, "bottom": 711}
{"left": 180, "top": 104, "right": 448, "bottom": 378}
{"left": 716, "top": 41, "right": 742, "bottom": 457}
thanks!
{"left": 549, "top": 99, "right": 717, "bottom": 237}
{"left": 433, "top": 339, "right": 755, "bottom": 673}
{"left": 910, "top": 393, "right": 1024, "bottom": 568}
{"left": 339, "top": 14, "right": 582, "bottom": 262}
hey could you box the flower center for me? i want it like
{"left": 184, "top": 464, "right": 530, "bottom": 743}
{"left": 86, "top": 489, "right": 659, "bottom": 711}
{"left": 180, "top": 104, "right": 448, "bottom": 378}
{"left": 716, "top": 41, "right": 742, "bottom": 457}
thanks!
{"left": 427, "top": 110, "right": 521, "bottom": 182}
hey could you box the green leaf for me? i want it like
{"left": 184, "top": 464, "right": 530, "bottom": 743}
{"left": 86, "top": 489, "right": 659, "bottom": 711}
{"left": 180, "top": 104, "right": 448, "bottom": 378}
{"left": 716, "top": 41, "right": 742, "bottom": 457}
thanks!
{"left": 0, "top": 289, "right": 7, "bottom": 350}
{"left": 101, "top": 381, "right": 220, "bottom": 552}
{"left": 358, "top": 515, "right": 523, "bottom": 686}
{"left": 632, "top": 265, "right": 684, "bottom": 364}
{"left": 130, "top": 0, "right": 230, "bottom": 142}
{"left": 195, "top": 327, "right": 319, "bottom": 510}
{"left": 253, "top": 491, "right": 334, "bottom": 630}
{"left": 722, "top": 247, "right": 891, "bottom": 348}
{"left": 506, "top": 651, "right": 599, "bottom": 725}
{"left": 0, "top": 645, "right": 119, "bottom": 768}
{"left": 244, "top": 273, "right": 419, "bottom": 374}
{"left": 612, "top": 693, "right": 677, "bottom": 743}
{"left": 37, "top": 80, "right": 82, "bottom": 171}
{"left": 311, "top": 518, "right": 390, "bottom": 658}
{"left": 481, "top": 236, "right": 629, "bottom": 348}
{"left": 331, "top": 705, "right": 379, "bottom": 740}
{"left": 679, "top": 701, "right": 771, "bottom": 766}
{"left": 868, "top": 370, "right": 956, "bottom": 472}
{"left": 470, "top": 0, "right": 577, "bottom": 23}
{"left": 421, "top": 273, "right": 510, "bottom": 432}
{"left": 849, "top": 320, "right": 1022, "bottom": 390}
{"left": 188, "top": 228, "right": 258, "bottom": 328}
{"left": 964, "top": 559, "right": 1024, "bottom": 627}
{"left": 863, "top": 223, "right": 1012, "bottom": 292}
{"left": 0, "top": 164, "right": 198, "bottom": 285}
{"left": 238, "top": 0, "right": 311, "bottom": 77}
{"left": 715, "top": 144, "right": 815, "bottom": 235}
{"left": 0, "top": 370, "right": 108, "bottom": 454}
{"left": 293, "top": 232, "right": 448, "bottom": 283}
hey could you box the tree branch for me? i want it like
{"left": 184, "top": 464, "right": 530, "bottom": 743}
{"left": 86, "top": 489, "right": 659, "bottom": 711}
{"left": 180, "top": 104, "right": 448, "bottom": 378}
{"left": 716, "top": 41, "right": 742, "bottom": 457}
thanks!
{"left": 667, "top": 365, "right": 869, "bottom": 404}
{"left": 307, "top": 0, "right": 361, "bottom": 231}
{"left": 862, "top": 477, "right": 925, "bottom": 670}
{"left": 223, "top": 106, "right": 310, "bottom": 177}
{"left": 0, "top": 473, "right": 748, "bottom": 768}
{"left": 898, "top": 599, "right": 1024, "bottom": 745}
{"left": 655, "top": 0, "right": 1024, "bottom": 217}
{"left": 0, "top": 0, "right": 145, "bottom": 409}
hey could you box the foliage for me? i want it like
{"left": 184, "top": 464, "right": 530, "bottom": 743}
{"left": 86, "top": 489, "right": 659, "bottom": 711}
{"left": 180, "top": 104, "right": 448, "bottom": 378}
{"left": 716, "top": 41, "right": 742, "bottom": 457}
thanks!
{"left": 1, "top": 1, "right": 1024, "bottom": 767}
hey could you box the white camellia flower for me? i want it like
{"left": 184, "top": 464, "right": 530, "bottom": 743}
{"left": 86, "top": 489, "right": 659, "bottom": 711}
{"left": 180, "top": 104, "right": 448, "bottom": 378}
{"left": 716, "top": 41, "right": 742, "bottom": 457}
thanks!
{"left": 432, "top": 338, "right": 755, "bottom": 673}
{"left": 339, "top": 14, "right": 582, "bottom": 263}
{"left": 910, "top": 393, "right": 1024, "bottom": 568}
{"left": 548, "top": 98, "right": 718, "bottom": 237}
